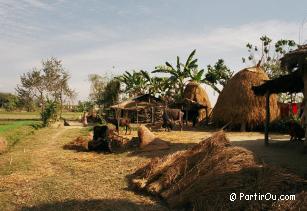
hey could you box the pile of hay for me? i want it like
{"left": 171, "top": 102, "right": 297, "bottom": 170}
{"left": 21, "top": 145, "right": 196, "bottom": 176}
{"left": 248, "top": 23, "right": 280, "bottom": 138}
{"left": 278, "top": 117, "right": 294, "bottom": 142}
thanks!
{"left": 63, "top": 136, "right": 89, "bottom": 151}
{"left": 212, "top": 67, "right": 279, "bottom": 131}
{"left": 138, "top": 125, "right": 170, "bottom": 151}
{"left": 130, "top": 131, "right": 306, "bottom": 210}
{"left": 272, "top": 191, "right": 307, "bottom": 211}
{"left": 184, "top": 81, "right": 211, "bottom": 122}
{"left": 0, "top": 137, "right": 7, "bottom": 154}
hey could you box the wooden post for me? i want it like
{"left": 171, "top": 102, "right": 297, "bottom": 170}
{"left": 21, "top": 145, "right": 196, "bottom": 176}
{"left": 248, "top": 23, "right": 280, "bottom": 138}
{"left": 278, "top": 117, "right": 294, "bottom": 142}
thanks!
{"left": 136, "top": 102, "right": 139, "bottom": 125}
{"left": 264, "top": 92, "right": 270, "bottom": 145}
{"left": 205, "top": 106, "right": 208, "bottom": 125}
{"left": 151, "top": 107, "right": 154, "bottom": 123}
{"left": 185, "top": 107, "right": 188, "bottom": 126}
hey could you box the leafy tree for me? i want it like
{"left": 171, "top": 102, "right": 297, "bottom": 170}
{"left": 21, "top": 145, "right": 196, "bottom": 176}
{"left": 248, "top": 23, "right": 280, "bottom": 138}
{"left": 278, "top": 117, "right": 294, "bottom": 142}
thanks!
{"left": 16, "top": 57, "right": 75, "bottom": 121}
{"left": 41, "top": 100, "right": 59, "bottom": 127}
{"left": 76, "top": 101, "right": 95, "bottom": 112}
{"left": 99, "top": 79, "right": 121, "bottom": 106}
{"left": 0, "top": 93, "right": 19, "bottom": 111}
{"left": 242, "top": 35, "right": 296, "bottom": 78}
{"left": 153, "top": 49, "right": 198, "bottom": 99}
{"left": 202, "top": 59, "right": 233, "bottom": 93}
{"left": 88, "top": 74, "right": 108, "bottom": 103}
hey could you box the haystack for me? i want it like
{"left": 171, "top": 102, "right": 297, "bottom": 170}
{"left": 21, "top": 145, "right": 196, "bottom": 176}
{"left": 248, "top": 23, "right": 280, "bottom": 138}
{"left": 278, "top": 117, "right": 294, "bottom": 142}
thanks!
{"left": 130, "top": 131, "right": 306, "bottom": 210}
{"left": 0, "top": 137, "right": 7, "bottom": 154}
{"left": 184, "top": 81, "right": 212, "bottom": 122}
{"left": 212, "top": 66, "right": 279, "bottom": 130}
{"left": 63, "top": 136, "right": 89, "bottom": 151}
{"left": 272, "top": 191, "right": 307, "bottom": 211}
{"left": 138, "top": 125, "right": 170, "bottom": 151}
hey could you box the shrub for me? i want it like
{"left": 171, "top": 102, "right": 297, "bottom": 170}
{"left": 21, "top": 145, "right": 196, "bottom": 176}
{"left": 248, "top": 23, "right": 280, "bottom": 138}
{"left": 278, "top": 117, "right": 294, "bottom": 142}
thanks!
{"left": 41, "top": 100, "right": 59, "bottom": 127}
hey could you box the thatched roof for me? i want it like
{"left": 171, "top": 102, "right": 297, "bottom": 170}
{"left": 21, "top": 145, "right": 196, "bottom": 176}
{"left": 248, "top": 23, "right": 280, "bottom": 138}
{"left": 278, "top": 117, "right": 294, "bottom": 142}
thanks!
{"left": 252, "top": 71, "right": 303, "bottom": 95}
{"left": 110, "top": 94, "right": 164, "bottom": 110}
{"left": 280, "top": 44, "right": 307, "bottom": 72}
{"left": 212, "top": 66, "right": 279, "bottom": 128}
{"left": 183, "top": 82, "right": 211, "bottom": 109}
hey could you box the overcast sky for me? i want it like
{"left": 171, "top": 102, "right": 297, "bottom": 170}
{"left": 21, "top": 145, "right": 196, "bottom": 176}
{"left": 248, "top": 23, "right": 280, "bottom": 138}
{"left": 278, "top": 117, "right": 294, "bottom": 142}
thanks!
{"left": 0, "top": 0, "right": 306, "bottom": 104}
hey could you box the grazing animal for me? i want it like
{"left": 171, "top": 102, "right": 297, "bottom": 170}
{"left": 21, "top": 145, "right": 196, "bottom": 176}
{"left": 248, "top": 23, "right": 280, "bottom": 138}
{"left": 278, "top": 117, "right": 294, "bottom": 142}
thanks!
{"left": 105, "top": 117, "right": 132, "bottom": 134}
{"left": 162, "top": 108, "right": 184, "bottom": 131}
{"left": 288, "top": 121, "right": 305, "bottom": 141}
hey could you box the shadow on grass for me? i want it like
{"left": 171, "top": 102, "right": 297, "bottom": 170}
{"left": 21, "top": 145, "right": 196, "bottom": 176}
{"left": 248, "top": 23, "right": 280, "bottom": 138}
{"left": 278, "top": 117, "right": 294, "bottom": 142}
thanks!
{"left": 20, "top": 199, "right": 167, "bottom": 211}
{"left": 232, "top": 139, "right": 307, "bottom": 178}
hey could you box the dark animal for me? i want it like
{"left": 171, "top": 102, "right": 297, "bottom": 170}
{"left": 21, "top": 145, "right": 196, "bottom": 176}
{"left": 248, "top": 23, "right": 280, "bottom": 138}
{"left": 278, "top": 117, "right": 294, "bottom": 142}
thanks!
{"left": 88, "top": 125, "right": 112, "bottom": 152}
{"left": 162, "top": 108, "right": 184, "bottom": 131}
{"left": 63, "top": 118, "right": 70, "bottom": 126}
{"left": 287, "top": 121, "right": 305, "bottom": 141}
{"left": 105, "top": 117, "right": 132, "bottom": 134}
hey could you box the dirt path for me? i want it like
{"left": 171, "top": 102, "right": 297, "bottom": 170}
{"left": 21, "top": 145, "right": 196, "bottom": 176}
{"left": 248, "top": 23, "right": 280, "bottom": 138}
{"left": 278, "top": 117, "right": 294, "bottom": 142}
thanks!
{"left": 0, "top": 127, "right": 167, "bottom": 211}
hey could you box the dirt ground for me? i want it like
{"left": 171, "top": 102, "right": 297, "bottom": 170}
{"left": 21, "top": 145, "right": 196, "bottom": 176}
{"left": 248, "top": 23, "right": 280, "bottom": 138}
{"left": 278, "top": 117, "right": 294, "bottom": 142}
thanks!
{"left": 0, "top": 125, "right": 306, "bottom": 210}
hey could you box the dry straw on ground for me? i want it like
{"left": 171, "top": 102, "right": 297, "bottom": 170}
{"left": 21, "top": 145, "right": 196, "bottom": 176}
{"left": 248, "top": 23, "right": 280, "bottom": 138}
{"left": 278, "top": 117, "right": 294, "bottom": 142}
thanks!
{"left": 138, "top": 125, "right": 170, "bottom": 151}
{"left": 184, "top": 81, "right": 212, "bottom": 122}
{"left": 0, "top": 137, "right": 7, "bottom": 154}
{"left": 130, "top": 131, "right": 306, "bottom": 210}
{"left": 63, "top": 136, "right": 89, "bottom": 151}
{"left": 271, "top": 191, "right": 307, "bottom": 211}
{"left": 212, "top": 67, "right": 279, "bottom": 129}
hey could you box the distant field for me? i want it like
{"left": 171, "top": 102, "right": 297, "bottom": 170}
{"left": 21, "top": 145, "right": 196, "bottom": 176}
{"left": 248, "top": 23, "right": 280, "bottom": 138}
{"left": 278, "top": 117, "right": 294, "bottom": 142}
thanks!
{"left": 0, "top": 111, "right": 82, "bottom": 120}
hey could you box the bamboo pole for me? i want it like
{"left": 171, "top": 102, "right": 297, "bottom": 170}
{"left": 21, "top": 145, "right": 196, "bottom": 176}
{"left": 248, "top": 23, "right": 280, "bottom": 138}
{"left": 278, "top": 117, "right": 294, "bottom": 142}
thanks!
{"left": 264, "top": 92, "right": 270, "bottom": 145}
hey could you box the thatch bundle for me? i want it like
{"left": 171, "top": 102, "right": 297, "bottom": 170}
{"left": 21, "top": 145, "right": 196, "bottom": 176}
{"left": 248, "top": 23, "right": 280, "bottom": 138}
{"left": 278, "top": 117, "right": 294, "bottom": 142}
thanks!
{"left": 212, "top": 67, "right": 279, "bottom": 130}
{"left": 63, "top": 136, "right": 89, "bottom": 151}
{"left": 0, "top": 137, "right": 7, "bottom": 154}
{"left": 272, "top": 191, "right": 307, "bottom": 211}
{"left": 184, "top": 82, "right": 212, "bottom": 122}
{"left": 130, "top": 131, "right": 306, "bottom": 210}
{"left": 138, "top": 125, "right": 170, "bottom": 151}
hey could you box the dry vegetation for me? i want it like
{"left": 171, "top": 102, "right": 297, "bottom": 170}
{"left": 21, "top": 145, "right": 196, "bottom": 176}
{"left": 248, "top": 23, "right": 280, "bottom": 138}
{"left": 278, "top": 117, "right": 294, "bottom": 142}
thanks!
{"left": 0, "top": 125, "right": 306, "bottom": 210}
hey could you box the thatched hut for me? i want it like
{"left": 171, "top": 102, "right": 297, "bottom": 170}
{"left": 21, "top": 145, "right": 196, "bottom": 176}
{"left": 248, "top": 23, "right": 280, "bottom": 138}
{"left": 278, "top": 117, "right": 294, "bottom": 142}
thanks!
{"left": 212, "top": 66, "right": 279, "bottom": 131}
{"left": 183, "top": 82, "right": 211, "bottom": 125}
{"left": 253, "top": 44, "right": 307, "bottom": 146}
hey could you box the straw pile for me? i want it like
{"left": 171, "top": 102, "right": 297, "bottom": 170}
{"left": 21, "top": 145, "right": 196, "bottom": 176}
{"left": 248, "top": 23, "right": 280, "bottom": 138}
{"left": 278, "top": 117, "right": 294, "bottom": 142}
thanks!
{"left": 212, "top": 67, "right": 279, "bottom": 130}
{"left": 130, "top": 131, "right": 306, "bottom": 210}
{"left": 0, "top": 137, "right": 7, "bottom": 154}
{"left": 63, "top": 136, "right": 89, "bottom": 151}
{"left": 184, "top": 81, "right": 212, "bottom": 122}
{"left": 272, "top": 191, "right": 307, "bottom": 211}
{"left": 138, "top": 125, "right": 170, "bottom": 151}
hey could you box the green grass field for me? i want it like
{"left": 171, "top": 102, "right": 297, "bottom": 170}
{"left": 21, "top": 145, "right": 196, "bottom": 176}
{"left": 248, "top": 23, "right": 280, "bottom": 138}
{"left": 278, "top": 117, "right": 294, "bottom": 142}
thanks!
{"left": 0, "top": 111, "right": 82, "bottom": 120}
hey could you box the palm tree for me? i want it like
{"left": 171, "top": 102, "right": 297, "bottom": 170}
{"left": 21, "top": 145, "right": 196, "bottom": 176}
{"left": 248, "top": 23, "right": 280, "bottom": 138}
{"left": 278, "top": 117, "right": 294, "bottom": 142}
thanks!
{"left": 152, "top": 49, "right": 198, "bottom": 99}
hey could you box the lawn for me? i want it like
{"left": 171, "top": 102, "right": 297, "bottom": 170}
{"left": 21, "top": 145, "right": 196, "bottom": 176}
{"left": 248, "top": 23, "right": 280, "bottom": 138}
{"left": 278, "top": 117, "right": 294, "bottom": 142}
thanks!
{"left": 0, "top": 111, "right": 82, "bottom": 121}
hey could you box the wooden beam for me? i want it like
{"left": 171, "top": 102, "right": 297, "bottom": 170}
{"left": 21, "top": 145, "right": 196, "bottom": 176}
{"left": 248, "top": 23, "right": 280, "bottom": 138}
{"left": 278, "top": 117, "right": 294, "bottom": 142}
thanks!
{"left": 264, "top": 92, "right": 270, "bottom": 145}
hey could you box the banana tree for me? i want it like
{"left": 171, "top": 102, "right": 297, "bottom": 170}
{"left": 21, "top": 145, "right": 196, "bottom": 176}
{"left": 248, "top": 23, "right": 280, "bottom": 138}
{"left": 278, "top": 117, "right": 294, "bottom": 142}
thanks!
{"left": 116, "top": 70, "right": 148, "bottom": 97}
{"left": 152, "top": 49, "right": 198, "bottom": 99}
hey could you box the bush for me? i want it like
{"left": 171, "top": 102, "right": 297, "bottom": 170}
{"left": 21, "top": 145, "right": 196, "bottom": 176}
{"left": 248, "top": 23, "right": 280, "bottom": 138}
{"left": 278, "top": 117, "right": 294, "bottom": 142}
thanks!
{"left": 41, "top": 100, "right": 59, "bottom": 127}
{"left": 270, "top": 116, "right": 301, "bottom": 133}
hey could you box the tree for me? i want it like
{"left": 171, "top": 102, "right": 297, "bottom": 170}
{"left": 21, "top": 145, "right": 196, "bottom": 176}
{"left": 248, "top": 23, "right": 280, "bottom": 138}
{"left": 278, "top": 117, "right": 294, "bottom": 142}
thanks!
{"left": 99, "top": 79, "right": 121, "bottom": 107}
{"left": 16, "top": 58, "right": 75, "bottom": 124}
{"left": 116, "top": 70, "right": 148, "bottom": 97}
{"left": 202, "top": 59, "right": 233, "bottom": 93}
{"left": 88, "top": 74, "right": 108, "bottom": 103}
{"left": 152, "top": 49, "right": 198, "bottom": 100}
{"left": 242, "top": 36, "right": 298, "bottom": 103}
{"left": 0, "top": 93, "right": 19, "bottom": 111}
{"left": 242, "top": 35, "right": 296, "bottom": 78}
